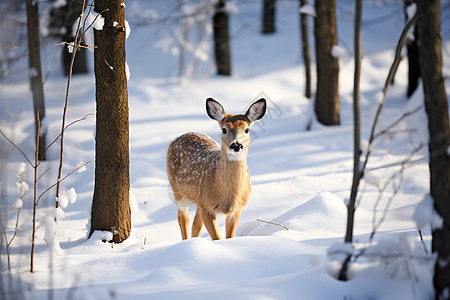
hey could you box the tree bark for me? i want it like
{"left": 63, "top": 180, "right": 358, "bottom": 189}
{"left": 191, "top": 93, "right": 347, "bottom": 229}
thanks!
{"left": 299, "top": 0, "right": 311, "bottom": 99}
{"left": 25, "top": 0, "right": 46, "bottom": 160}
{"left": 416, "top": 1, "right": 450, "bottom": 299}
{"left": 314, "top": 0, "right": 340, "bottom": 125}
{"left": 403, "top": 0, "right": 420, "bottom": 98}
{"left": 213, "top": 0, "right": 231, "bottom": 76}
{"left": 262, "top": 0, "right": 276, "bottom": 34}
{"left": 90, "top": 0, "right": 131, "bottom": 244}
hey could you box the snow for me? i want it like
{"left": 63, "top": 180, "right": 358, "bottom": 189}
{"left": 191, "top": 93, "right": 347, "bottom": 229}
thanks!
{"left": 126, "top": 61, "right": 130, "bottom": 81}
{"left": 67, "top": 42, "right": 74, "bottom": 53}
{"left": 331, "top": 45, "right": 347, "bottom": 59}
{"left": 29, "top": 67, "right": 38, "bottom": 78}
{"left": 125, "top": 19, "right": 131, "bottom": 39}
{"left": 299, "top": 3, "right": 316, "bottom": 17}
{"left": 413, "top": 195, "right": 443, "bottom": 230}
{"left": 1, "top": 0, "right": 449, "bottom": 299}
{"left": 17, "top": 162, "right": 26, "bottom": 176}
{"left": 76, "top": 161, "right": 87, "bottom": 173}
{"left": 57, "top": 188, "right": 77, "bottom": 209}
{"left": 92, "top": 14, "right": 105, "bottom": 31}
{"left": 12, "top": 198, "right": 23, "bottom": 209}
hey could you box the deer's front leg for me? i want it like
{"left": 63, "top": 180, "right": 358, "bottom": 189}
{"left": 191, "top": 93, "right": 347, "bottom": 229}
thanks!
{"left": 225, "top": 211, "right": 241, "bottom": 239}
{"left": 200, "top": 207, "right": 221, "bottom": 240}
{"left": 191, "top": 208, "right": 203, "bottom": 238}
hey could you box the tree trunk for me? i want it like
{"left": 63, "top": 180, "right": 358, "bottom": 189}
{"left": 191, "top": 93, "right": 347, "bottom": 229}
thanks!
{"left": 262, "top": 0, "right": 276, "bottom": 34}
{"left": 416, "top": 1, "right": 450, "bottom": 299}
{"left": 25, "top": 0, "right": 46, "bottom": 160}
{"left": 338, "top": 0, "right": 361, "bottom": 282}
{"left": 213, "top": 0, "right": 231, "bottom": 76}
{"left": 63, "top": 37, "right": 88, "bottom": 76}
{"left": 314, "top": 0, "right": 340, "bottom": 125}
{"left": 49, "top": 0, "right": 88, "bottom": 76}
{"left": 403, "top": 0, "right": 420, "bottom": 98}
{"left": 299, "top": 0, "right": 311, "bottom": 99}
{"left": 90, "top": 0, "right": 131, "bottom": 244}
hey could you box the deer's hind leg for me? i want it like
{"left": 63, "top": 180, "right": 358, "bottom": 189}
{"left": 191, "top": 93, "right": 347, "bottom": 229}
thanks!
{"left": 191, "top": 207, "right": 203, "bottom": 238}
{"left": 176, "top": 198, "right": 191, "bottom": 240}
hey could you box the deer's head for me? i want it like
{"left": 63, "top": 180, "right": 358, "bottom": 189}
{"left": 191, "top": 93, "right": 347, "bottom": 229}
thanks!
{"left": 206, "top": 98, "right": 267, "bottom": 161}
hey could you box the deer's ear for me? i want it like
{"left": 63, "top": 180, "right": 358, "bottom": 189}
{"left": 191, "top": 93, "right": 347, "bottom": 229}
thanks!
{"left": 206, "top": 98, "right": 226, "bottom": 121}
{"left": 245, "top": 98, "right": 267, "bottom": 122}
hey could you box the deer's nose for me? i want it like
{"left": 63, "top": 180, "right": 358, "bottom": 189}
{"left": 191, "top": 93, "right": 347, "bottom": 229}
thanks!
{"left": 230, "top": 142, "right": 243, "bottom": 152}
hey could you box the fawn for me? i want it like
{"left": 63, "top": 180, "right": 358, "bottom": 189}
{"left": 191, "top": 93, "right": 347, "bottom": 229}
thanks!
{"left": 167, "top": 98, "right": 267, "bottom": 240}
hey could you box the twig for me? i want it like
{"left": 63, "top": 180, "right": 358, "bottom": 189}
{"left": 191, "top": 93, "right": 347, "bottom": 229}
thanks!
{"left": 0, "top": 113, "right": 93, "bottom": 170}
{"left": 55, "top": 0, "right": 89, "bottom": 210}
{"left": 0, "top": 129, "right": 33, "bottom": 166}
{"left": 37, "top": 160, "right": 92, "bottom": 205}
{"left": 1, "top": 220, "right": 11, "bottom": 272}
{"left": 360, "top": 14, "right": 417, "bottom": 178}
{"left": 373, "top": 105, "right": 423, "bottom": 140}
{"left": 418, "top": 228, "right": 429, "bottom": 255}
{"left": 366, "top": 157, "right": 424, "bottom": 172}
{"left": 369, "top": 143, "right": 423, "bottom": 240}
{"left": 47, "top": 42, "right": 95, "bottom": 49}
{"left": 256, "top": 218, "right": 288, "bottom": 230}
{"left": 31, "top": 110, "right": 40, "bottom": 273}
{"left": 43, "top": 113, "right": 94, "bottom": 157}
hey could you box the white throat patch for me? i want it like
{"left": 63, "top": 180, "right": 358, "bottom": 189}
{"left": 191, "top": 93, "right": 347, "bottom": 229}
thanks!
{"left": 226, "top": 149, "right": 246, "bottom": 161}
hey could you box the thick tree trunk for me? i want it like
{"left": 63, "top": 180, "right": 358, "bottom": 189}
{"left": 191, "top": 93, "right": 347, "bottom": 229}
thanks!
{"left": 213, "top": 0, "right": 231, "bottom": 76}
{"left": 300, "top": 0, "right": 311, "bottom": 99}
{"left": 262, "top": 0, "right": 276, "bottom": 34}
{"left": 90, "top": 0, "right": 131, "bottom": 244}
{"left": 416, "top": 1, "right": 450, "bottom": 299}
{"left": 25, "top": 0, "right": 46, "bottom": 160}
{"left": 314, "top": 0, "right": 340, "bottom": 125}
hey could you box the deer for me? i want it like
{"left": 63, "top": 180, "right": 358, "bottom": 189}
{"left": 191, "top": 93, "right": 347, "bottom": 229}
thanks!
{"left": 167, "top": 98, "right": 267, "bottom": 240}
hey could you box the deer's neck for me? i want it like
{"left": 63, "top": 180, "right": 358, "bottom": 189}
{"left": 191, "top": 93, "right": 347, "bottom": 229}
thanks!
{"left": 215, "top": 149, "right": 249, "bottom": 194}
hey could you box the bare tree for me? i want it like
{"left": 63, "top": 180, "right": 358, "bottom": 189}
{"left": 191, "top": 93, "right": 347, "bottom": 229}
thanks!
{"left": 25, "top": 0, "right": 46, "bottom": 160}
{"left": 89, "top": 0, "right": 131, "bottom": 243}
{"left": 213, "top": 0, "right": 231, "bottom": 76}
{"left": 416, "top": 0, "right": 450, "bottom": 298}
{"left": 299, "top": 0, "right": 311, "bottom": 99}
{"left": 262, "top": 0, "right": 276, "bottom": 34}
{"left": 339, "top": 5, "right": 418, "bottom": 281}
{"left": 314, "top": 0, "right": 339, "bottom": 125}
{"left": 345, "top": 0, "right": 362, "bottom": 245}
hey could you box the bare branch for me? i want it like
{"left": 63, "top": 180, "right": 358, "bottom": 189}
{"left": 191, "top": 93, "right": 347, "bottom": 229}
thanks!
{"left": 369, "top": 143, "right": 424, "bottom": 239}
{"left": 42, "top": 113, "right": 94, "bottom": 157}
{"left": 360, "top": 14, "right": 417, "bottom": 178}
{"left": 256, "top": 218, "right": 289, "bottom": 230}
{"left": 0, "top": 129, "right": 33, "bottom": 166}
{"left": 418, "top": 229, "right": 429, "bottom": 255}
{"left": 37, "top": 160, "right": 92, "bottom": 205}
{"left": 1, "top": 220, "right": 11, "bottom": 272}
{"left": 47, "top": 42, "right": 96, "bottom": 49}
{"left": 373, "top": 105, "right": 423, "bottom": 140}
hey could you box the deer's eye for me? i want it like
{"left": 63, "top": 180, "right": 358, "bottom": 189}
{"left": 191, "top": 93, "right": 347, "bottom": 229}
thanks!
{"left": 222, "top": 128, "right": 227, "bottom": 134}
{"left": 245, "top": 128, "right": 249, "bottom": 134}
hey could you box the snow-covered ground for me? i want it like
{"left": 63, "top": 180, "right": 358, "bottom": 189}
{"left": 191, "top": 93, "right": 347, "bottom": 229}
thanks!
{"left": 1, "top": 0, "right": 449, "bottom": 299}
